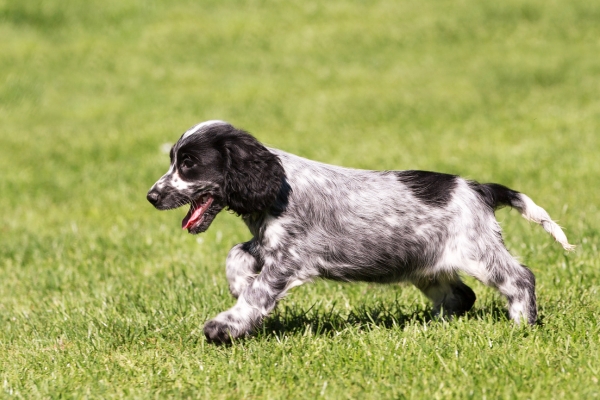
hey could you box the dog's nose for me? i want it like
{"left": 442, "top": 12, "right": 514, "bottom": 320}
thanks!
{"left": 147, "top": 189, "right": 160, "bottom": 205}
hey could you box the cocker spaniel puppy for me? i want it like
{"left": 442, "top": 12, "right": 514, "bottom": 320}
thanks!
{"left": 147, "top": 121, "right": 574, "bottom": 343}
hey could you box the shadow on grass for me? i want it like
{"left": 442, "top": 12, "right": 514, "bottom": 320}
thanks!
{"left": 261, "top": 301, "right": 429, "bottom": 337}
{"left": 257, "top": 299, "right": 513, "bottom": 339}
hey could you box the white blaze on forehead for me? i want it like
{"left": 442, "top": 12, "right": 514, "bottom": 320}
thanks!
{"left": 182, "top": 120, "right": 228, "bottom": 139}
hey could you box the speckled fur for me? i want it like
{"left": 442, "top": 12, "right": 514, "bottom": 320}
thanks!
{"left": 147, "top": 121, "right": 574, "bottom": 343}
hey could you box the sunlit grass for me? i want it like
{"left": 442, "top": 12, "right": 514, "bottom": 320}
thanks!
{"left": 1, "top": 0, "right": 599, "bottom": 398}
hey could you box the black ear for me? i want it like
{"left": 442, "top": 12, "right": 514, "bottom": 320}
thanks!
{"left": 222, "top": 130, "right": 285, "bottom": 215}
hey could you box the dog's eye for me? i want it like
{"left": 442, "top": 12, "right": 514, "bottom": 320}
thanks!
{"left": 181, "top": 156, "right": 195, "bottom": 169}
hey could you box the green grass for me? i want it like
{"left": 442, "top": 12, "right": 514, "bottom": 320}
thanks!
{"left": 1, "top": 0, "right": 599, "bottom": 398}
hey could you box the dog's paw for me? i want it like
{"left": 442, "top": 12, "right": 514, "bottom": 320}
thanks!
{"left": 203, "top": 318, "right": 245, "bottom": 344}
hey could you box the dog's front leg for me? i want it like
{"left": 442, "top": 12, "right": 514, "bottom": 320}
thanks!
{"left": 204, "top": 263, "right": 302, "bottom": 343}
{"left": 225, "top": 242, "right": 260, "bottom": 299}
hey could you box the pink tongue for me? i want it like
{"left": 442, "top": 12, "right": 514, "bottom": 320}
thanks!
{"left": 181, "top": 197, "right": 213, "bottom": 230}
{"left": 182, "top": 206, "right": 205, "bottom": 230}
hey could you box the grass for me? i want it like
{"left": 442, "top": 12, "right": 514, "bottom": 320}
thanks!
{"left": 1, "top": 0, "right": 599, "bottom": 398}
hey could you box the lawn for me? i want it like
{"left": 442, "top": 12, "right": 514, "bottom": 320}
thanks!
{"left": 1, "top": 0, "right": 599, "bottom": 398}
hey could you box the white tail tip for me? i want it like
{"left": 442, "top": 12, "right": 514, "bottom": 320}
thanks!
{"left": 519, "top": 195, "right": 576, "bottom": 252}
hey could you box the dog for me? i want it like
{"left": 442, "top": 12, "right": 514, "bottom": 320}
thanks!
{"left": 147, "top": 121, "right": 574, "bottom": 343}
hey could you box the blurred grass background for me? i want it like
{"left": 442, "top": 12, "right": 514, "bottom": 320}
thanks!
{"left": 1, "top": 0, "right": 599, "bottom": 398}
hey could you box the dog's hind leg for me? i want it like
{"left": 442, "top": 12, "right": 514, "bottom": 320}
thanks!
{"left": 461, "top": 250, "right": 537, "bottom": 325}
{"left": 489, "top": 258, "right": 537, "bottom": 325}
{"left": 414, "top": 274, "right": 476, "bottom": 318}
{"left": 226, "top": 242, "right": 260, "bottom": 299}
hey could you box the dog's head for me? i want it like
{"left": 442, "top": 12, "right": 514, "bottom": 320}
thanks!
{"left": 147, "top": 121, "right": 285, "bottom": 234}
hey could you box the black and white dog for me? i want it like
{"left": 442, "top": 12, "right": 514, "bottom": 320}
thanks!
{"left": 147, "top": 121, "right": 574, "bottom": 343}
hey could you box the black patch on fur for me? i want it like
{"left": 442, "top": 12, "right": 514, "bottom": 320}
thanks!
{"left": 217, "top": 128, "right": 285, "bottom": 216}
{"left": 395, "top": 170, "right": 457, "bottom": 207}
{"left": 270, "top": 177, "right": 292, "bottom": 217}
{"left": 469, "top": 182, "right": 522, "bottom": 211}
{"left": 448, "top": 281, "right": 477, "bottom": 315}
{"left": 240, "top": 240, "right": 263, "bottom": 274}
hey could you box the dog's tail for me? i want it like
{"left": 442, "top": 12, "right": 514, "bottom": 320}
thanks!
{"left": 473, "top": 182, "right": 575, "bottom": 251}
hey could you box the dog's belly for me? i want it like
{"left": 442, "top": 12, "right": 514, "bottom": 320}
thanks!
{"left": 275, "top": 222, "right": 449, "bottom": 284}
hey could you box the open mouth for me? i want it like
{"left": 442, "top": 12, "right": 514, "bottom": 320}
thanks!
{"left": 182, "top": 194, "right": 214, "bottom": 231}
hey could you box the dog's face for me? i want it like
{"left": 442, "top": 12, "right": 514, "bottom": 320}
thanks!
{"left": 147, "top": 121, "right": 285, "bottom": 234}
{"left": 147, "top": 122, "right": 227, "bottom": 234}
